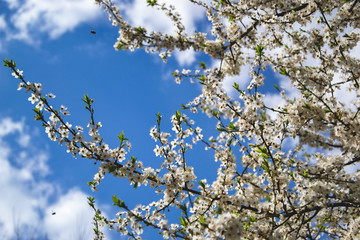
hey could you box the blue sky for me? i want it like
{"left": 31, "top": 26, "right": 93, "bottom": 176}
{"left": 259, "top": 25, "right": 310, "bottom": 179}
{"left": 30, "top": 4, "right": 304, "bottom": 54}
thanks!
{"left": 1, "top": 1, "right": 359, "bottom": 239}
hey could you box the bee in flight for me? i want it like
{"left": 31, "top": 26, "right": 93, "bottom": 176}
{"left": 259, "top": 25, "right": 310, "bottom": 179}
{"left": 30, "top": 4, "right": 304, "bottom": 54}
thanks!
{"left": 90, "top": 30, "right": 96, "bottom": 34}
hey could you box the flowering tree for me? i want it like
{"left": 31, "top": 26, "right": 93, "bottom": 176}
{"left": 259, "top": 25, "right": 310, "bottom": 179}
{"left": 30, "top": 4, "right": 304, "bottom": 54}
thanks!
{"left": 4, "top": 0, "right": 360, "bottom": 239}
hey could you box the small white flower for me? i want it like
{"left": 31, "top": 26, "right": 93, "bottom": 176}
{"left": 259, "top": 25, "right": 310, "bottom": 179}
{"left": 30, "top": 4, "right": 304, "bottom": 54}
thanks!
{"left": 34, "top": 83, "right": 42, "bottom": 92}
{"left": 36, "top": 101, "right": 44, "bottom": 110}
{"left": 74, "top": 133, "right": 85, "bottom": 142}
{"left": 76, "top": 126, "right": 83, "bottom": 132}
{"left": 17, "top": 83, "right": 25, "bottom": 91}
{"left": 47, "top": 93, "right": 56, "bottom": 98}
{"left": 28, "top": 93, "right": 38, "bottom": 104}
{"left": 11, "top": 69, "right": 23, "bottom": 78}
{"left": 92, "top": 134, "right": 102, "bottom": 143}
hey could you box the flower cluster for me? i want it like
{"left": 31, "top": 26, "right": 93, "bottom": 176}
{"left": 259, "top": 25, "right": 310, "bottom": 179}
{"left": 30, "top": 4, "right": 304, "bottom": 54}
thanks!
{"left": 5, "top": 0, "right": 360, "bottom": 239}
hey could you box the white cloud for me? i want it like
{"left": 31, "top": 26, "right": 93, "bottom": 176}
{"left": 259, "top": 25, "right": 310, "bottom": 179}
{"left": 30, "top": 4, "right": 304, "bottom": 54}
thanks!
{"left": 333, "top": 76, "right": 357, "bottom": 110}
{"left": 349, "top": 38, "right": 360, "bottom": 59}
{"left": 0, "top": 118, "right": 51, "bottom": 238}
{"left": 0, "top": 117, "right": 23, "bottom": 137}
{"left": 121, "top": 0, "right": 205, "bottom": 34}
{"left": 263, "top": 72, "right": 300, "bottom": 120}
{"left": 44, "top": 189, "right": 93, "bottom": 240}
{"left": 2, "top": 0, "right": 20, "bottom": 9}
{"left": 345, "top": 162, "right": 360, "bottom": 175}
{"left": 17, "top": 132, "right": 30, "bottom": 147}
{"left": 120, "top": 0, "right": 207, "bottom": 65}
{"left": 331, "top": 39, "right": 360, "bottom": 111}
{"left": 262, "top": 93, "right": 285, "bottom": 120}
{"left": 3, "top": 0, "right": 102, "bottom": 44}
{"left": 2, "top": 0, "right": 209, "bottom": 64}
{"left": 0, "top": 15, "right": 7, "bottom": 30}
{"left": 222, "top": 63, "right": 251, "bottom": 97}
{"left": 174, "top": 48, "right": 197, "bottom": 66}
{"left": 121, "top": 0, "right": 172, "bottom": 34}
{"left": 0, "top": 117, "right": 103, "bottom": 239}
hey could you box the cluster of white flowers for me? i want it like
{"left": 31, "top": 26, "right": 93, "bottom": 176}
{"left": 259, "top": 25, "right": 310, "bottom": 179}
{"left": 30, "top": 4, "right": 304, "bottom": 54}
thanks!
{"left": 5, "top": 0, "right": 360, "bottom": 239}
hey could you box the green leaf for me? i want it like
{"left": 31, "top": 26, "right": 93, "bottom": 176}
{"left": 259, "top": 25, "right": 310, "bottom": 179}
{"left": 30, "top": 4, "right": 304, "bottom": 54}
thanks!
{"left": 87, "top": 180, "right": 95, "bottom": 186}
{"left": 3, "top": 58, "right": 16, "bottom": 68}
{"left": 260, "top": 113, "right": 266, "bottom": 121}
{"left": 255, "top": 44, "right": 266, "bottom": 56}
{"left": 233, "top": 82, "right": 239, "bottom": 90}
{"left": 228, "top": 14, "right": 235, "bottom": 21}
{"left": 136, "top": 26, "right": 144, "bottom": 33}
{"left": 32, "top": 108, "right": 41, "bottom": 114}
{"left": 302, "top": 103, "right": 311, "bottom": 109}
{"left": 279, "top": 67, "right": 289, "bottom": 76}
{"left": 147, "top": 0, "right": 157, "bottom": 6}
{"left": 199, "top": 62, "right": 206, "bottom": 69}
{"left": 117, "top": 131, "right": 127, "bottom": 142}
{"left": 3, "top": 58, "right": 9, "bottom": 67}
{"left": 274, "top": 84, "right": 280, "bottom": 91}
{"left": 262, "top": 159, "right": 270, "bottom": 172}
{"left": 112, "top": 195, "right": 125, "bottom": 207}
{"left": 212, "top": 110, "right": 218, "bottom": 117}
{"left": 116, "top": 42, "right": 124, "bottom": 50}
{"left": 175, "top": 110, "right": 181, "bottom": 121}
{"left": 197, "top": 74, "right": 205, "bottom": 84}
{"left": 156, "top": 112, "right": 162, "bottom": 125}
{"left": 179, "top": 204, "right": 187, "bottom": 213}
{"left": 179, "top": 216, "right": 188, "bottom": 227}
{"left": 82, "top": 94, "right": 90, "bottom": 104}
{"left": 244, "top": 221, "right": 249, "bottom": 230}
{"left": 199, "top": 180, "right": 205, "bottom": 189}
{"left": 255, "top": 146, "right": 268, "bottom": 155}
{"left": 228, "top": 121, "right": 236, "bottom": 130}
{"left": 112, "top": 195, "right": 120, "bottom": 206}
{"left": 199, "top": 215, "right": 205, "bottom": 225}
{"left": 32, "top": 108, "right": 44, "bottom": 121}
